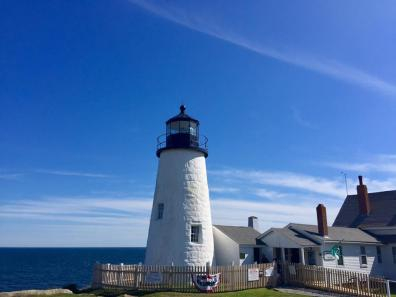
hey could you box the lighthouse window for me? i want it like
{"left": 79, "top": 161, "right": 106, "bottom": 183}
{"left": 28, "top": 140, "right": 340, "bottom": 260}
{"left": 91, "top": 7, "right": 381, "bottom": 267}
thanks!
{"left": 190, "top": 122, "right": 197, "bottom": 136}
{"left": 170, "top": 121, "right": 179, "bottom": 134}
{"left": 179, "top": 121, "right": 189, "bottom": 134}
{"left": 191, "top": 225, "right": 201, "bottom": 243}
{"left": 157, "top": 203, "right": 164, "bottom": 219}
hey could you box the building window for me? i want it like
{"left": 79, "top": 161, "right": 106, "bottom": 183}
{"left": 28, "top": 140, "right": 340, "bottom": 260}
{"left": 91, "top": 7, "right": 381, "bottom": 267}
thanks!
{"left": 307, "top": 248, "right": 315, "bottom": 265}
{"left": 191, "top": 225, "right": 201, "bottom": 243}
{"left": 157, "top": 203, "right": 164, "bottom": 219}
{"left": 376, "top": 246, "right": 382, "bottom": 264}
{"left": 393, "top": 247, "right": 396, "bottom": 264}
{"left": 240, "top": 252, "right": 246, "bottom": 260}
{"left": 360, "top": 246, "right": 367, "bottom": 267}
{"left": 337, "top": 246, "right": 344, "bottom": 266}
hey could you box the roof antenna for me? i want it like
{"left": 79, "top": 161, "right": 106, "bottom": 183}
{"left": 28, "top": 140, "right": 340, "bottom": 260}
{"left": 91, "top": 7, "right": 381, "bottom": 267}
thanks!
{"left": 341, "top": 171, "right": 348, "bottom": 196}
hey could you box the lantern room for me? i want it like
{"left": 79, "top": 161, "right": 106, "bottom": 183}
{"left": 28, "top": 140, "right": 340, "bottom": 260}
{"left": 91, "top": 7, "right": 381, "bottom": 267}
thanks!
{"left": 156, "top": 105, "right": 208, "bottom": 157}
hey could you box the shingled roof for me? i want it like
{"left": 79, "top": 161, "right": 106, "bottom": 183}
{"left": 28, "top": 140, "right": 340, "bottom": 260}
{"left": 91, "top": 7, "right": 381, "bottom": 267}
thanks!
{"left": 260, "top": 227, "right": 319, "bottom": 247}
{"left": 333, "top": 190, "right": 396, "bottom": 228}
{"left": 258, "top": 223, "right": 379, "bottom": 247}
{"left": 288, "top": 223, "right": 380, "bottom": 244}
{"left": 213, "top": 225, "right": 264, "bottom": 245}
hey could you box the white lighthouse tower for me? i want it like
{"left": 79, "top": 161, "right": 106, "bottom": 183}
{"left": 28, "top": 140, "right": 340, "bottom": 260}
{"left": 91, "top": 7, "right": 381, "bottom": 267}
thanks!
{"left": 145, "top": 105, "right": 214, "bottom": 266}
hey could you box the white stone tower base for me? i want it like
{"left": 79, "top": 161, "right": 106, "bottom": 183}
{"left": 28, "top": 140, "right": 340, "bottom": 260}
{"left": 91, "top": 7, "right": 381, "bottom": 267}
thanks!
{"left": 145, "top": 149, "right": 214, "bottom": 266}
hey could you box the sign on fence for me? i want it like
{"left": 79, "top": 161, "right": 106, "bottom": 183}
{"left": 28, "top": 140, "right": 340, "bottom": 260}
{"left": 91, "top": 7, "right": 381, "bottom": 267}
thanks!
{"left": 145, "top": 271, "right": 162, "bottom": 284}
{"left": 248, "top": 268, "right": 259, "bottom": 281}
{"left": 265, "top": 266, "right": 274, "bottom": 277}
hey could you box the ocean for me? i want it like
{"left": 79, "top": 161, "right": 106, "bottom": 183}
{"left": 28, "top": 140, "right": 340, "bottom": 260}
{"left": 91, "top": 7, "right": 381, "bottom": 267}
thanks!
{"left": 0, "top": 248, "right": 145, "bottom": 292}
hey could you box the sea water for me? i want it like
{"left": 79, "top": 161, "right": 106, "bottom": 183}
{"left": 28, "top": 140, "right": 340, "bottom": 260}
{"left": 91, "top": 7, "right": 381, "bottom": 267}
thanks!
{"left": 0, "top": 248, "right": 145, "bottom": 292}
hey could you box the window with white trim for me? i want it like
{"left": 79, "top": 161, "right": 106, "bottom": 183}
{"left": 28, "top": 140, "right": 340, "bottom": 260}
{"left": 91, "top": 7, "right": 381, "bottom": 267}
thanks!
{"left": 191, "top": 225, "right": 201, "bottom": 243}
{"left": 360, "top": 246, "right": 367, "bottom": 267}
{"left": 376, "top": 246, "right": 382, "bottom": 264}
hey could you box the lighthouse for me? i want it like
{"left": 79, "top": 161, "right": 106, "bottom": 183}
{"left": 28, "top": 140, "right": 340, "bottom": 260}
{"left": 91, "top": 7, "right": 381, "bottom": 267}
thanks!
{"left": 145, "top": 105, "right": 214, "bottom": 266}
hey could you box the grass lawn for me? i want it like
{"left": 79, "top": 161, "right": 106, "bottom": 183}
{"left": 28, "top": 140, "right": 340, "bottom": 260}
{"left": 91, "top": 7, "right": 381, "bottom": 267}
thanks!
{"left": 73, "top": 288, "right": 306, "bottom": 297}
{"left": 11, "top": 290, "right": 304, "bottom": 297}
{"left": 134, "top": 288, "right": 305, "bottom": 297}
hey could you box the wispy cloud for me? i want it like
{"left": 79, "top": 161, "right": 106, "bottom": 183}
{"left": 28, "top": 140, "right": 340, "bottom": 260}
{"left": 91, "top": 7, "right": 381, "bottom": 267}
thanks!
{"left": 0, "top": 173, "right": 23, "bottom": 180}
{"left": 209, "top": 167, "right": 346, "bottom": 230}
{"left": 211, "top": 199, "right": 339, "bottom": 232}
{"left": 210, "top": 168, "right": 346, "bottom": 198}
{"left": 4, "top": 163, "right": 394, "bottom": 246}
{"left": 252, "top": 188, "right": 287, "bottom": 200}
{"left": 0, "top": 196, "right": 152, "bottom": 246}
{"left": 291, "top": 107, "right": 317, "bottom": 130}
{"left": 1, "top": 196, "right": 152, "bottom": 223}
{"left": 210, "top": 187, "right": 240, "bottom": 194}
{"left": 35, "top": 169, "right": 113, "bottom": 178}
{"left": 1, "top": 193, "right": 337, "bottom": 245}
{"left": 129, "top": 0, "right": 396, "bottom": 96}
{"left": 324, "top": 154, "right": 396, "bottom": 174}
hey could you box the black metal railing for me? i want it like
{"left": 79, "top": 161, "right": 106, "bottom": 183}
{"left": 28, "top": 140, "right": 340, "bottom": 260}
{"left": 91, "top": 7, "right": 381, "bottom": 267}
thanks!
{"left": 156, "top": 133, "right": 208, "bottom": 151}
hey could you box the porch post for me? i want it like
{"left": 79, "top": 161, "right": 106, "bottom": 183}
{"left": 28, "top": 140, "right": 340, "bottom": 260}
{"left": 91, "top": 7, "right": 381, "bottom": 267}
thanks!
{"left": 300, "top": 248, "right": 305, "bottom": 265}
{"left": 281, "top": 248, "right": 286, "bottom": 263}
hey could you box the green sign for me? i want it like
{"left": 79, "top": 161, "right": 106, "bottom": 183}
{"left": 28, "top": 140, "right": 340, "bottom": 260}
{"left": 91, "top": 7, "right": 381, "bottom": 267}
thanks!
{"left": 322, "top": 245, "right": 341, "bottom": 261}
{"left": 330, "top": 245, "right": 341, "bottom": 260}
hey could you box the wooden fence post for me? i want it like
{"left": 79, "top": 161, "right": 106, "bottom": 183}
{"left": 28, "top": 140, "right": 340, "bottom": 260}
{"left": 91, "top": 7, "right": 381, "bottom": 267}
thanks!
{"left": 386, "top": 280, "right": 391, "bottom": 297}
{"left": 134, "top": 264, "right": 140, "bottom": 289}
{"left": 367, "top": 274, "right": 370, "bottom": 296}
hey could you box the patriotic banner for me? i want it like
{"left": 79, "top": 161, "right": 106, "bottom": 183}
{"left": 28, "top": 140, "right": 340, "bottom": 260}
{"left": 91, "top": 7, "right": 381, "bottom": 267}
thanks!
{"left": 192, "top": 273, "right": 221, "bottom": 292}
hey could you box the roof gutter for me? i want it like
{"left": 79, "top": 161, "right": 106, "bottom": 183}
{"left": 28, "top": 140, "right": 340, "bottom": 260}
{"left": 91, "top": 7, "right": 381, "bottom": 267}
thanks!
{"left": 323, "top": 239, "right": 381, "bottom": 245}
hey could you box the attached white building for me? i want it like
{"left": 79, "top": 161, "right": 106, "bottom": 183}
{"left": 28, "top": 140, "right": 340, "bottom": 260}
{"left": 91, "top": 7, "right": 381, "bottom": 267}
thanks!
{"left": 333, "top": 176, "right": 396, "bottom": 279}
{"left": 259, "top": 176, "right": 396, "bottom": 280}
{"left": 213, "top": 217, "right": 268, "bottom": 266}
{"left": 259, "top": 222, "right": 381, "bottom": 274}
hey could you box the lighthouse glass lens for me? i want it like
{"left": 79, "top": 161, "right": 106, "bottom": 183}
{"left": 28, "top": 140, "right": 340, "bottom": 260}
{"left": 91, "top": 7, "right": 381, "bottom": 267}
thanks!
{"left": 170, "top": 121, "right": 179, "bottom": 134}
{"left": 179, "top": 121, "right": 189, "bottom": 134}
{"left": 190, "top": 122, "right": 197, "bottom": 136}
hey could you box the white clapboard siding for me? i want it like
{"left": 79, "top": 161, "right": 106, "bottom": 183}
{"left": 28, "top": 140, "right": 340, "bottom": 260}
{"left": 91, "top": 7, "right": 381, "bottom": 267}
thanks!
{"left": 321, "top": 243, "right": 384, "bottom": 277}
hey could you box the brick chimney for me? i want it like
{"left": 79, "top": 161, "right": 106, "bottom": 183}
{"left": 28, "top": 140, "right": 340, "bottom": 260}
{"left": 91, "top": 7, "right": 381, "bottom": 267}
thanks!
{"left": 357, "top": 175, "right": 370, "bottom": 215}
{"left": 248, "top": 216, "right": 259, "bottom": 231}
{"left": 316, "top": 204, "right": 328, "bottom": 237}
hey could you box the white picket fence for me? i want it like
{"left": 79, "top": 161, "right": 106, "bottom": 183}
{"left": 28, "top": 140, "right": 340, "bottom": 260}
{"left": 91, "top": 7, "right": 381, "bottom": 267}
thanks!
{"left": 92, "top": 262, "right": 277, "bottom": 292}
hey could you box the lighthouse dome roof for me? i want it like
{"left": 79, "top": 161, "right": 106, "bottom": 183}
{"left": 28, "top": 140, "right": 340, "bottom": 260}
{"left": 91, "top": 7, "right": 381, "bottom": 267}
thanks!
{"left": 166, "top": 105, "right": 199, "bottom": 124}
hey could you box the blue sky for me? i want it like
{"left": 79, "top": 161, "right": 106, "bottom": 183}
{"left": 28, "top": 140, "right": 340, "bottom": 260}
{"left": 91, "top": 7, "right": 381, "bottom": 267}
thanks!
{"left": 1, "top": 0, "right": 396, "bottom": 247}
